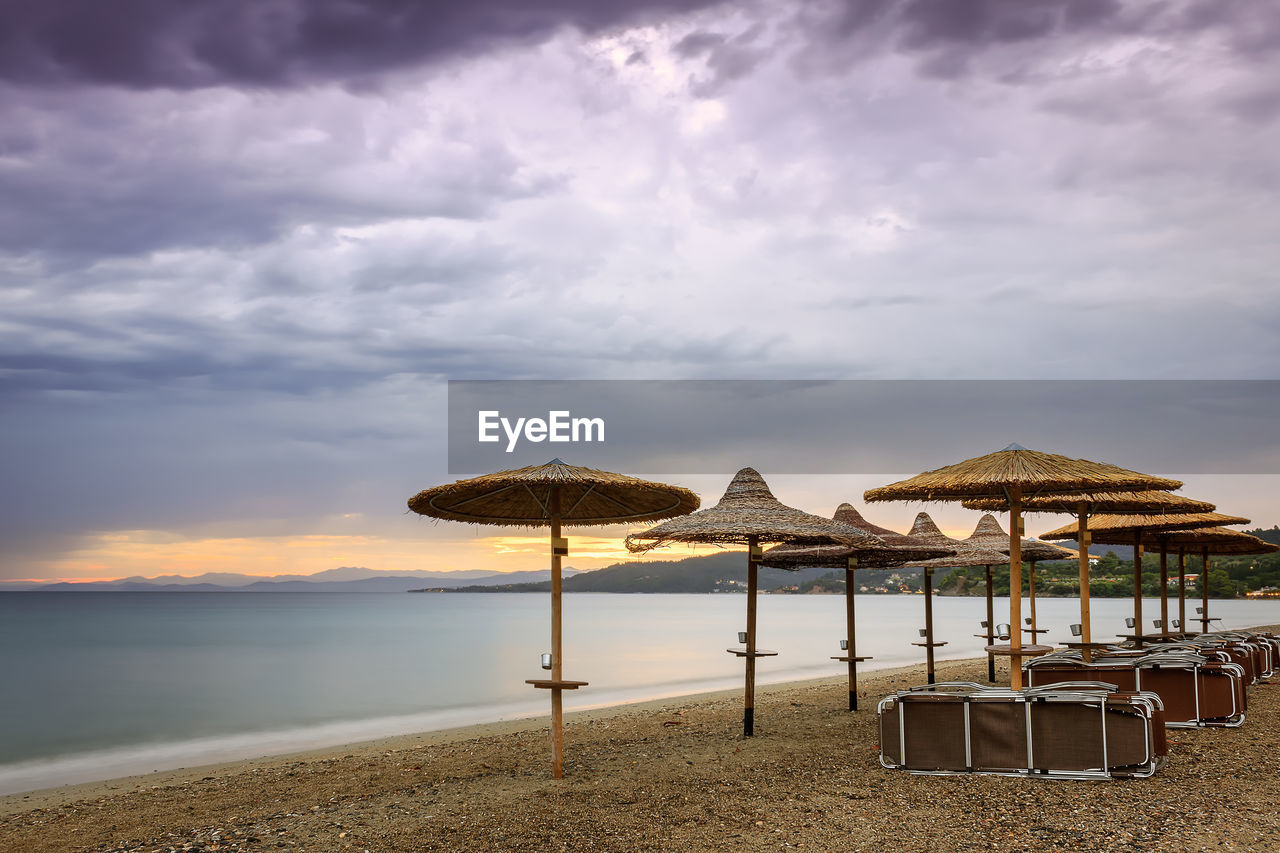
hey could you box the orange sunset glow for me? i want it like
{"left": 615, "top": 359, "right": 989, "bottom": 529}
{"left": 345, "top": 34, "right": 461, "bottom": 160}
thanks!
{"left": 27, "top": 527, "right": 705, "bottom": 582}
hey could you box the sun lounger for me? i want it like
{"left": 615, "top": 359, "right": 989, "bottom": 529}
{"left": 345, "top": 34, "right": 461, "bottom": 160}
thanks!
{"left": 1210, "top": 633, "right": 1275, "bottom": 678}
{"left": 1175, "top": 637, "right": 1262, "bottom": 684}
{"left": 1025, "top": 652, "right": 1246, "bottom": 727}
{"left": 878, "top": 681, "right": 1167, "bottom": 779}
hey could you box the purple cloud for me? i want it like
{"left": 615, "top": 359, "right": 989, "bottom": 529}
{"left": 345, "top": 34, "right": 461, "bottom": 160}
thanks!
{"left": 0, "top": 0, "right": 724, "bottom": 89}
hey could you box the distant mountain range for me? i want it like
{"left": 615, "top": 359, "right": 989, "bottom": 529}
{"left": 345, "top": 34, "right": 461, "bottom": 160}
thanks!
{"left": 2, "top": 566, "right": 582, "bottom": 593}
{"left": 431, "top": 552, "right": 880, "bottom": 594}
{"left": 1053, "top": 541, "right": 1135, "bottom": 560}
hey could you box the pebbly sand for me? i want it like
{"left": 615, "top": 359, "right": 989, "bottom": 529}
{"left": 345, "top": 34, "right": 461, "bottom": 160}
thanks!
{"left": 3, "top": 635, "right": 1279, "bottom": 853}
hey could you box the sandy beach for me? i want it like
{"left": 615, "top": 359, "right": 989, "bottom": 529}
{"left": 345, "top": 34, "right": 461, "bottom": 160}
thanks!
{"left": 3, "top": 639, "right": 1279, "bottom": 853}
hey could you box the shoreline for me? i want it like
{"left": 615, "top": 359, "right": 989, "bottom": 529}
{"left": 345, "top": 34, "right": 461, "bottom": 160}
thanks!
{"left": 0, "top": 663, "right": 917, "bottom": 817}
{"left": 0, "top": 651, "right": 987, "bottom": 800}
{"left": 3, "top": 631, "right": 1278, "bottom": 851}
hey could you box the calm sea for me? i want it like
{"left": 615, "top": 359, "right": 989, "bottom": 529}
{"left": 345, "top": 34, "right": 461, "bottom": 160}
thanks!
{"left": 1, "top": 591, "right": 1277, "bottom": 794}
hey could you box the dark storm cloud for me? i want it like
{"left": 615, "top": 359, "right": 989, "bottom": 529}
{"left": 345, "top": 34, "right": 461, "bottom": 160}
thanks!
{"left": 673, "top": 31, "right": 727, "bottom": 58}
{"left": 804, "top": 0, "right": 1124, "bottom": 55}
{"left": 893, "top": 0, "right": 1123, "bottom": 49}
{"left": 686, "top": 24, "right": 770, "bottom": 97}
{"left": 0, "top": 306, "right": 482, "bottom": 398}
{"left": 791, "top": 0, "right": 1280, "bottom": 83}
{"left": 0, "top": 0, "right": 724, "bottom": 90}
{"left": 0, "top": 347, "right": 394, "bottom": 396}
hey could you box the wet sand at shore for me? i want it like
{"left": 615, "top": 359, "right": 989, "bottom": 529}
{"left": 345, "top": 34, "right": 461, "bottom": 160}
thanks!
{"left": 3, "top": 638, "right": 1279, "bottom": 852}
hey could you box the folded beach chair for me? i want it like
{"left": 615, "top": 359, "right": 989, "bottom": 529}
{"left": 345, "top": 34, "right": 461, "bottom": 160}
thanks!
{"left": 1025, "top": 652, "right": 1246, "bottom": 727}
{"left": 878, "top": 681, "right": 1167, "bottom": 779}
{"left": 1186, "top": 638, "right": 1261, "bottom": 684}
{"left": 1211, "top": 633, "right": 1275, "bottom": 678}
{"left": 1249, "top": 634, "right": 1279, "bottom": 676}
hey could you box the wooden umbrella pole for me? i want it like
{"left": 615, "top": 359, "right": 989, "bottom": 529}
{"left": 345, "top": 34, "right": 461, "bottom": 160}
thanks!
{"left": 985, "top": 565, "right": 995, "bottom": 682}
{"left": 1029, "top": 561, "right": 1038, "bottom": 634}
{"left": 550, "top": 486, "right": 564, "bottom": 778}
{"left": 1078, "top": 508, "right": 1093, "bottom": 663}
{"left": 845, "top": 566, "right": 858, "bottom": 711}
{"left": 1132, "top": 530, "right": 1144, "bottom": 647}
{"left": 1178, "top": 550, "right": 1187, "bottom": 634}
{"left": 744, "top": 535, "right": 759, "bottom": 737}
{"left": 1159, "top": 541, "right": 1169, "bottom": 634}
{"left": 923, "top": 567, "right": 936, "bottom": 685}
{"left": 1200, "top": 545, "right": 1211, "bottom": 633}
{"left": 1008, "top": 486, "right": 1023, "bottom": 690}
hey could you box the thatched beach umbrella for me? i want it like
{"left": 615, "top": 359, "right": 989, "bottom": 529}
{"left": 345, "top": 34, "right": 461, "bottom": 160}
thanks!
{"left": 1067, "top": 526, "right": 1276, "bottom": 634}
{"left": 963, "top": 514, "right": 1073, "bottom": 652}
{"left": 865, "top": 444, "right": 1181, "bottom": 688}
{"left": 760, "top": 504, "right": 952, "bottom": 709}
{"left": 904, "top": 513, "right": 1007, "bottom": 684}
{"left": 1041, "top": 512, "right": 1249, "bottom": 644}
{"left": 626, "top": 469, "right": 877, "bottom": 736}
{"left": 964, "top": 490, "right": 1217, "bottom": 657}
{"left": 408, "top": 459, "right": 699, "bottom": 777}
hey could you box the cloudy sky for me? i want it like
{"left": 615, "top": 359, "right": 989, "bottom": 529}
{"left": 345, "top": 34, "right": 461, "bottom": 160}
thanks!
{"left": 3, "top": 0, "right": 1279, "bottom": 582}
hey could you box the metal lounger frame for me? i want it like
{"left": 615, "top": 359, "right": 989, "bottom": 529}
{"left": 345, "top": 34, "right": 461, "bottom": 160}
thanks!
{"left": 877, "top": 681, "right": 1164, "bottom": 781}
{"left": 1025, "top": 652, "right": 1246, "bottom": 728}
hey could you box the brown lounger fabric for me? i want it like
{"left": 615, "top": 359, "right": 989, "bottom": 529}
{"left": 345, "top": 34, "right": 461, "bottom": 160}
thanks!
{"left": 969, "top": 701, "right": 1027, "bottom": 771}
{"left": 879, "top": 684, "right": 1165, "bottom": 779}
{"left": 1027, "top": 655, "right": 1245, "bottom": 727}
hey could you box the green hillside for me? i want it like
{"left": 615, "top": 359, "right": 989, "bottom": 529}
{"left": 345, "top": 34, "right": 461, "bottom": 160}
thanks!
{"left": 937, "top": 529, "right": 1280, "bottom": 599}
{"left": 430, "top": 525, "right": 1280, "bottom": 597}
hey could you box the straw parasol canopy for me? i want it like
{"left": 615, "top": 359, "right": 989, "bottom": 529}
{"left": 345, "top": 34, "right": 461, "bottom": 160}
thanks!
{"left": 962, "top": 513, "right": 1015, "bottom": 552}
{"left": 408, "top": 458, "right": 698, "bottom": 778}
{"left": 863, "top": 444, "right": 1183, "bottom": 503}
{"left": 626, "top": 469, "right": 876, "bottom": 737}
{"left": 962, "top": 513, "right": 1075, "bottom": 562}
{"left": 905, "top": 513, "right": 1007, "bottom": 566}
{"left": 759, "top": 505, "right": 953, "bottom": 570}
{"left": 962, "top": 490, "right": 1216, "bottom": 514}
{"left": 1038, "top": 512, "right": 1251, "bottom": 540}
{"left": 827, "top": 503, "right": 940, "bottom": 549}
{"left": 865, "top": 444, "right": 1182, "bottom": 688}
{"left": 758, "top": 504, "right": 953, "bottom": 711}
{"left": 757, "top": 539, "right": 950, "bottom": 569}
{"left": 1074, "top": 526, "right": 1275, "bottom": 551}
{"left": 409, "top": 459, "right": 699, "bottom": 526}
{"left": 625, "top": 469, "right": 878, "bottom": 552}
